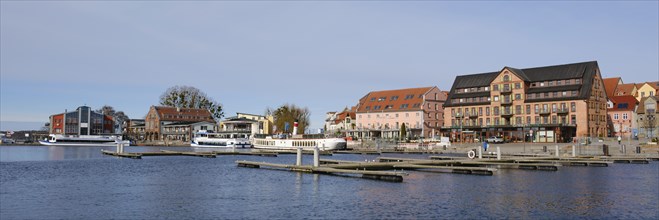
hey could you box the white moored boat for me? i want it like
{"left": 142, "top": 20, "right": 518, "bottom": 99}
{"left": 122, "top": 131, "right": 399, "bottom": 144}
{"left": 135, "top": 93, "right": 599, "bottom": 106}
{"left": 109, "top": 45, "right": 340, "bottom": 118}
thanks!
{"left": 251, "top": 121, "right": 346, "bottom": 151}
{"left": 252, "top": 135, "right": 347, "bottom": 151}
{"left": 190, "top": 131, "right": 251, "bottom": 148}
{"left": 39, "top": 134, "right": 130, "bottom": 147}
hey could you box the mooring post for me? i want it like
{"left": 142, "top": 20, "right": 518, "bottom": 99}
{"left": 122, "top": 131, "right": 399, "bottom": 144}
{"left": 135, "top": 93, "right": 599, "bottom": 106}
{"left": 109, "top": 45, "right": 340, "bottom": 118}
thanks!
{"left": 572, "top": 145, "right": 576, "bottom": 157}
{"left": 296, "top": 147, "right": 302, "bottom": 166}
{"left": 555, "top": 145, "right": 559, "bottom": 157}
{"left": 477, "top": 146, "right": 482, "bottom": 159}
{"left": 313, "top": 146, "right": 320, "bottom": 167}
{"left": 496, "top": 147, "right": 501, "bottom": 160}
{"left": 116, "top": 143, "right": 123, "bottom": 153}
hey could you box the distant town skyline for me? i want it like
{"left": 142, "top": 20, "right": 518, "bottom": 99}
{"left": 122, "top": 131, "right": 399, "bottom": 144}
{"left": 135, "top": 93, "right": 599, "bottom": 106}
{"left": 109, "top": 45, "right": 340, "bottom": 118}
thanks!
{"left": 1, "top": 1, "right": 658, "bottom": 131}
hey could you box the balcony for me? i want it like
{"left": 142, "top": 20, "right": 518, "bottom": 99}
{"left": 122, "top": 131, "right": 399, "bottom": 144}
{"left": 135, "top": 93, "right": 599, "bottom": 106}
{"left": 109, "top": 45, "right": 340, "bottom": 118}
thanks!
{"left": 501, "top": 110, "right": 514, "bottom": 117}
{"left": 501, "top": 87, "right": 512, "bottom": 94}
{"left": 554, "top": 108, "right": 569, "bottom": 114}
{"left": 538, "top": 109, "right": 551, "bottom": 115}
{"left": 467, "top": 112, "right": 478, "bottom": 118}
{"left": 501, "top": 99, "right": 513, "bottom": 105}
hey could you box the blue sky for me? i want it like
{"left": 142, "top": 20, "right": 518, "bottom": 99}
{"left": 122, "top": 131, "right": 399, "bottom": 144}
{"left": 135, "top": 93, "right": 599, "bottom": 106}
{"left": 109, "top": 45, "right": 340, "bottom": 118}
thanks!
{"left": 1, "top": 1, "right": 658, "bottom": 131}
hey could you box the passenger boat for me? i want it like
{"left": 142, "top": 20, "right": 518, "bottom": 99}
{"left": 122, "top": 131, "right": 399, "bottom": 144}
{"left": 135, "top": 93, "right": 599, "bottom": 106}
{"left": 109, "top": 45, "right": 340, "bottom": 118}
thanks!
{"left": 39, "top": 134, "right": 130, "bottom": 147}
{"left": 252, "top": 135, "right": 347, "bottom": 151}
{"left": 190, "top": 131, "right": 251, "bottom": 148}
{"left": 251, "top": 121, "right": 346, "bottom": 151}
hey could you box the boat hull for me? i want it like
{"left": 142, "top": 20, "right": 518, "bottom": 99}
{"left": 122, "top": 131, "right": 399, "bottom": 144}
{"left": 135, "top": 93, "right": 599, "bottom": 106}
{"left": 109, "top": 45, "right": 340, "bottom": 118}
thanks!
{"left": 252, "top": 138, "right": 347, "bottom": 151}
{"left": 39, "top": 140, "right": 130, "bottom": 147}
{"left": 191, "top": 139, "right": 251, "bottom": 148}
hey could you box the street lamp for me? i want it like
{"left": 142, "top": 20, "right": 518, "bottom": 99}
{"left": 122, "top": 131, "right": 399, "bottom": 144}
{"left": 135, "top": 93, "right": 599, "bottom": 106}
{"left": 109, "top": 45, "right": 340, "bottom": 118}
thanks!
{"left": 456, "top": 112, "right": 463, "bottom": 143}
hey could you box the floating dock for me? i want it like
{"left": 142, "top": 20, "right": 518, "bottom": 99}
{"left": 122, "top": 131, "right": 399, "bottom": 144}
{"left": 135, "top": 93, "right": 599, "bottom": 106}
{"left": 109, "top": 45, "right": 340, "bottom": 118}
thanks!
{"left": 236, "top": 160, "right": 407, "bottom": 182}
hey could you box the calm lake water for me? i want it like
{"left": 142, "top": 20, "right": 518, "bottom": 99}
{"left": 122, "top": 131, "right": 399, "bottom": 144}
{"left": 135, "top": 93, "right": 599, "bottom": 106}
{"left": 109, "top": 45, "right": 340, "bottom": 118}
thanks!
{"left": 1, "top": 145, "right": 658, "bottom": 219}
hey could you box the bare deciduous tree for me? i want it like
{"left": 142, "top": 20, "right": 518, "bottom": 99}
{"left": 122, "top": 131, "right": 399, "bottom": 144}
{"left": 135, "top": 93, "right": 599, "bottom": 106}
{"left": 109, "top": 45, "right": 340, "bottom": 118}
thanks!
{"left": 159, "top": 85, "right": 224, "bottom": 120}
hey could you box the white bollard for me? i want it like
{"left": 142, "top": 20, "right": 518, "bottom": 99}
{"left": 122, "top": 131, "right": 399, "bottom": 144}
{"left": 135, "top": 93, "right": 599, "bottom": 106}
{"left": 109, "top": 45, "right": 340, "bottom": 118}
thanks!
{"left": 496, "top": 147, "right": 501, "bottom": 160}
{"left": 555, "top": 145, "right": 559, "bottom": 157}
{"left": 572, "top": 145, "right": 576, "bottom": 157}
{"left": 313, "top": 146, "right": 320, "bottom": 167}
{"left": 296, "top": 147, "right": 302, "bottom": 166}
{"left": 478, "top": 146, "right": 482, "bottom": 159}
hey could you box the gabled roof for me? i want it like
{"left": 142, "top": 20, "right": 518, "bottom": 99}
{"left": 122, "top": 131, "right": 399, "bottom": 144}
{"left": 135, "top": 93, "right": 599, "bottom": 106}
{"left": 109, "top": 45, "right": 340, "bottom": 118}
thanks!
{"left": 152, "top": 106, "right": 215, "bottom": 123}
{"left": 615, "top": 83, "right": 637, "bottom": 96}
{"left": 608, "top": 95, "right": 638, "bottom": 112}
{"left": 636, "top": 96, "right": 659, "bottom": 114}
{"left": 356, "top": 87, "right": 438, "bottom": 113}
{"left": 637, "top": 81, "right": 659, "bottom": 90}
{"left": 504, "top": 67, "right": 531, "bottom": 81}
{"left": 602, "top": 77, "right": 622, "bottom": 98}
{"left": 445, "top": 61, "right": 599, "bottom": 107}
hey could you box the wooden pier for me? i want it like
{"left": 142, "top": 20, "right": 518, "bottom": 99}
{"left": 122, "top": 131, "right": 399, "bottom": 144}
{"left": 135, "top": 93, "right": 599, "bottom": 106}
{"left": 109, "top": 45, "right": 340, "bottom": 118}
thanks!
{"left": 236, "top": 160, "right": 407, "bottom": 182}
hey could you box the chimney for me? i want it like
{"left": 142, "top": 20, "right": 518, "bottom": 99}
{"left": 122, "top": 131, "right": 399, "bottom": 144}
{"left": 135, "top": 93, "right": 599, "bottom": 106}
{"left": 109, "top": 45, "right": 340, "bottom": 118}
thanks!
{"left": 292, "top": 120, "right": 299, "bottom": 135}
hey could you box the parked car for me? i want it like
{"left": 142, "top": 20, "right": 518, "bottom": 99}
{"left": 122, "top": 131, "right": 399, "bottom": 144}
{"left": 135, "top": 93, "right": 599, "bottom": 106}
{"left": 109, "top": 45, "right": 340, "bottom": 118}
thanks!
{"left": 486, "top": 136, "right": 504, "bottom": 143}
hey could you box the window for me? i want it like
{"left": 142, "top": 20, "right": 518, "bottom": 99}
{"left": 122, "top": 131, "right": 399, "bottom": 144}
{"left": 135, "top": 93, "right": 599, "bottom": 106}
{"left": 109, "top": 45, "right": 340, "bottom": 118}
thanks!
{"left": 571, "top": 115, "right": 576, "bottom": 125}
{"left": 641, "top": 92, "right": 646, "bottom": 97}
{"left": 365, "top": 106, "right": 370, "bottom": 110}
{"left": 572, "top": 91, "right": 577, "bottom": 96}
{"left": 526, "top": 105, "right": 531, "bottom": 114}
{"left": 400, "top": 104, "right": 409, "bottom": 109}
{"left": 575, "top": 79, "right": 581, "bottom": 84}
{"left": 548, "top": 81, "right": 553, "bottom": 86}
{"left": 370, "top": 97, "right": 376, "bottom": 102}
{"left": 390, "top": 96, "right": 399, "bottom": 101}
{"left": 494, "top": 96, "right": 499, "bottom": 101}
{"left": 613, "top": 114, "right": 619, "bottom": 120}
{"left": 493, "top": 85, "right": 499, "bottom": 91}
{"left": 486, "top": 107, "right": 490, "bottom": 116}
{"left": 405, "top": 94, "right": 414, "bottom": 100}
{"left": 622, "top": 113, "right": 628, "bottom": 120}
{"left": 534, "top": 104, "right": 539, "bottom": 113}
{"left": 412, "top": 103, "right": 421, "bottom": 108}
{"left": 378, "top": 97, "right": 386, "bottom": 101}
{"left": 373, "top": 106, "right": 381, "bottom": 110}
{"left": 503, "top": 75, "right": 510, "bottom": 82}
{"left": 540, "top": 82, "right": 545, "bottom": 87}
{"left": 485, "top": 87, "right": 489, "bottom": 91}
{"left": 515, "top": 83, "right": 521, "bottom": 89}
{"left": 651, "top": 91, "right": 655, "bottom": 96}
{"left": 515, "top": 94, "right": 521, "bottom": 100}
{"left": 617, "top": 103, "right": 628, "bottom": 109}
{"left": 571, "top": 102, "right": 576, "bottom": 112}
{"left": 385, "top": 105, "right": 393, "bottom": 109}
{"left": 557, "top": 80, "right": 562, "bottom": 86}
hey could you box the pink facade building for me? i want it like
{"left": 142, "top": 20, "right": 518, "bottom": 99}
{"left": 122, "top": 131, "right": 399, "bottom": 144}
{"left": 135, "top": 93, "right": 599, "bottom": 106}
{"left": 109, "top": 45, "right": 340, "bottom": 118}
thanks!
{"left": 348, "top": 87, "right": 447, "bottom": 140}
{"left": 606, "top": 96, "right": 638, "bottom": 138}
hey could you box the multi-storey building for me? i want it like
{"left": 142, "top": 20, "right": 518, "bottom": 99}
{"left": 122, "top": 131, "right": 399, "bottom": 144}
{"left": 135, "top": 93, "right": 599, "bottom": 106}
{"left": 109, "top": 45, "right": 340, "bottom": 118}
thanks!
{"left": 48, "top": 106, "right": 114, "bottom": 135}
{"left": 350, "top": 87, "right": 447, "bottom": 140}
{"left": 219, "top": 112, "right": 274, "bottom": 135}
{"left": 144, "top": 106, "right": 216, "bottom": 141}
{"left": 635, "top": 82, "right": 659, "bottom": 101}
{"left": 606, "top": 96, "right": 638, "bottom": 138}
{"left": 441, "top": 61, "right": 608, "bottom": 143}
{"left": 325, "top": 107, "right": 357, "bottom": 136}
{"left": 636, "top": 96, "right": 659, "bottom": 139}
